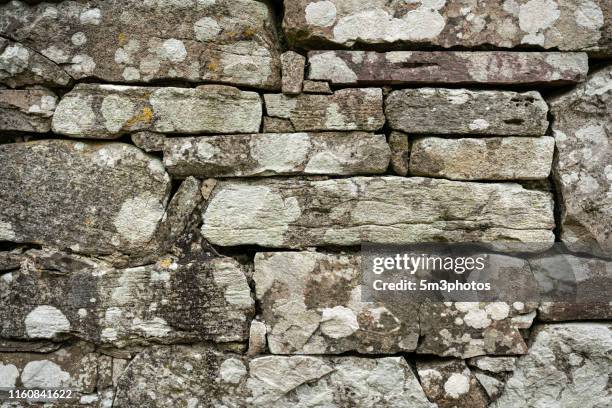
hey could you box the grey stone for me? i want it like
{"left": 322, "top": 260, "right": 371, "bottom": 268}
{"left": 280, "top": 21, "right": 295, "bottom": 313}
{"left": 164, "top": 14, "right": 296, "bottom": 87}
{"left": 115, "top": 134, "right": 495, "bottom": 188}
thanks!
{"left": 114, "top": 345, "right": 435, "bottom": 407}
{"left": 0, "top": 0, "right": 281, "bottom": 89}
{"left": 264, "top": 88, "right": 385, "bottom": 132}
{"left": 247, "top": 320, "right": 267, "bottom": 356}
{"left": 550, "top": 66, "right": 611, "bottom": 257}
{"left": 468, "top": 356, "right": 517, "bottom": 373}
{"left": 284, "top": 0, "right": 611, "bottom": 55}
{"left": 389, "top": 131, "right": 410, "bottom": 176}
{"left": 281, "top": 51, "right": 305, "bottom": 95}
{"left": 263, "top": 116, "right": 295, "bottom": 133}
{"left": 131, "top": 131, "right": 166, "bottom": 152}
{"left": 53, "top": 84, "right": 262, "bottom": 139}
{"left": 201, "top": 176, "right": 555, "bottom": 248}
{"left": 492, "top": 323, "right": 612, "bottom": 408}
{"left": 163, "top": 132, "right": 390, "bottom": 178}
{"left": 303, "top": 79, "right": 333, "bottom": 94}
{"left": 474, "top": 372, "right": 504, "bottom": 401}
{"left": 308, "top": 51, "right": 589, "bottom": 86}
{"left": 410, "top": 136, "right": 555, "bottom": 180}
{"left": 386, "top": 88, "right": 549, "bottom": 135}
{"left": 0, "top": 88, "right": 57, "bottom": 132}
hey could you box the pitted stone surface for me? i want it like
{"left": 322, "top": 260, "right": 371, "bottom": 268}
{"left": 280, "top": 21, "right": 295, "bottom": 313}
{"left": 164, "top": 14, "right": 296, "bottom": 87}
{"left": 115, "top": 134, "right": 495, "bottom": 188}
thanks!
{"left": 0, "top": 0, "right": 281, "bottom": 89}
{"left": 114, "top": 345, "right": 435, "bottom": 407}
{"left": 410, "top": 136, "right": 555, "bottom": 180}
{"left": 308, "top": 51, "right": 589, "bottom": 86}
{"left": 468, "top": 356, "right": 517, "bottom": 373}
{"left": 0, "top": 249, "right": 254, "bottom": 346}
{"left": 386, "top": 88, "right": 549, "bottom": 135}
{"left": 202, "top": 176, "right": 555, "bottom": 248}
{"left": 281, "top": 51, "right": 306, "bottom": 95}
{"left": 550, "top": 66, "right": 611, "bottom": 257}
{"left": 0, "top": 140, "right": 171, "bottom": 258}
{"left": 389, "top": 131, "right": 410, "bottom": 176}
{"left": 163, "top": 132, "right": 390, "bottom": 178}
{"left": 284, "top": 0, "right": 610, "bottom": 55}
{"left": 0, "top": 88, "right": 57, "bottom": 132}
{"left": 264, "top": 88, "right": 385, "bottom": 132}
{"left": 52, "top": 84, "right": 262, "bottom": 138}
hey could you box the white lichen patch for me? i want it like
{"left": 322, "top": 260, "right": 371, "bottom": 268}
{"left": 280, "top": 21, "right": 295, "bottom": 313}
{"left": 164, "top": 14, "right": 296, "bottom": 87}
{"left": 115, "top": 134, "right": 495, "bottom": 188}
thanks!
{"left": 0, "top": 220, "right": 16, "bottom": 241}
{"left": 21, "top": 360, "right": 71, "bottom": 388}
{"left": 518, "top": 0, "right": 560, "bottom": 45}
{"left": 443, "top": 372, "right": 470, "bottom": 398}
{"left": 219, "top": 358, "right": 247, "bottom": 384}
{"left": 160, "top": 39, "right": 187, "bottom": 63}
{"left": 250, "top": 133, "right": 311, "bottom": 173}
{"left": 463, "top": 308, "right": 491, "bottom": 329}
{"left": 469, "top": 119, "right": 490, "bottom": 131}
{"left": 113, "top": 194, "right": 165, "bottom": 246}
{"left": 574, "top": 0, "right": 604, "bottom": 29}
{"left": 212, "top": 259, "right": 253, "bottom": 307}
{"left": 309, "top": 52, "right": 357, "bottom": 83}
{"left": 101, "top": 95, "right": 136, "bottom": 133}
{"left": 320, "top": 306, "right": 359, "bottom": 339}
{"left": 131, "top": 317, "right": 172, "bottom": 338}
{"left": 485, "top": 302, "right": 510, "bottom": 321}
{"left": 0, "top": 43, "right": 30, "bottom": 75}
{"left": 79, "top": 8, "right": 102, "bottom": 25}
{"left": 0, "top": 363, "right": 19, "bottom": 387}
{"left": 194, "top": 17, "right": 221, "bottom": 41}
{"left": 25, "top": 305, "right": 70, "bottom": 339}
{"left": 305, "top": 1, "right": 337, "bottom": 27}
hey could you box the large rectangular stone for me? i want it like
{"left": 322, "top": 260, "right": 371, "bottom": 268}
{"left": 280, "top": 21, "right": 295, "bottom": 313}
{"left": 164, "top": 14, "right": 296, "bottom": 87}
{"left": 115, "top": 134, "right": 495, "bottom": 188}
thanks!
{"left": 308, "top": 51, "right": 589, "bottom": 86}
{"left": 201, "top": 176, "right": 555, "bottom": 248}
{"left": 410, "top": 136, "right": 555, "bottom": 180}
{"left": 284, "top": 0, "right": 610, "bottom": 56}
{"left": 386, "top": 89, "right": 549, "bottom": 135}
{"left": 264, "top": 88, "right": 384, "bottom": 132}
{"left": 163, "top": 132, "right": 390, "bottom": 178}
{"left": 52, "top": 84, "right": 262, "bottom": 138}
{"left": 0, "top": 0, "right": 281, "bottom": 89}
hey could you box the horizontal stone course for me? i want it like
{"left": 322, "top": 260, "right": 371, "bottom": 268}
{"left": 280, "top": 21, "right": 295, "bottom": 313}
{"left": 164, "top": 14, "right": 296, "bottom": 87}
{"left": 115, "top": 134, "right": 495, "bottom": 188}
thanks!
{"left": 0, "top": 88, "right": 57, "bottom": 133}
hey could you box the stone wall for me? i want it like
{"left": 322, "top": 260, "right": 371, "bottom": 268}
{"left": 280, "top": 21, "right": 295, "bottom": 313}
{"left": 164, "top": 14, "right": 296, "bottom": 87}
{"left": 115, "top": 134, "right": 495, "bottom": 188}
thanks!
{"left": 0, "top": 1, "right": 610, "bottom": 407}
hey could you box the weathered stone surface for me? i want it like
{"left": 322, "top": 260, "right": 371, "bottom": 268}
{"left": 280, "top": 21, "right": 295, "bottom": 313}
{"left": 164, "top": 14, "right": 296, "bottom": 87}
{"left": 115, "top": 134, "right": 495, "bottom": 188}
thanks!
{"left": 254, "top": 251, "right": 419, "bottom": 354}
{"left": 0, "top": 38, "right": 72, "bottom": 88}
{"left": 114, "top": 345, "right": 435, "bottom": 407}
{"left": 248, "top": 320, "right": 267, "bottom": 356}
{"left": 308, "top": 51, "right": 588, "bottom": 86}
{"left": 468, "top": 356, "right": 517, "bottom": 373}
{"left": 303, "top": 79, "right": 333, "bottom": 94}
{"left": 263, "top": 116, "right": 295, "bottom": 133}
{"left": 202, "top": 176, "right": 555, "bottom": 248}
{"left": 389, "top": 131, "right": 410, "bottom": 176}
{"left": 0, "top": 140, "right": 171, "bottom": 258}
{"left": 417, "top": 359, "right": 488, "bottom": 408}
{"left": 284, "top": 0, "right": 610, "bottom": 55}
{"left": 131, "top": 131, "right": 165, "bottom": 152}
{"left": 0, "top": 0, "right": 281, "bottom": 89}
{"left": 0, "top": 249, "right": 254, "bottom": 346}
{"left": 410, "top": 136, "right": 555, "bottom": 180}
{"left": 0, "top": 88, "right": 57, "bottom": 132}
{"left": 492, "top": 323, "right": 612, "bottom": 407}
{"left": 281, "top": 51, "right": 305, "bottom": 95}
{"left": 386, "top": 89, "right": 549, "bottom": 135}
{"left": 550, "top": 66, "right": 611, "bottom": 257}
{"left": 474, "top": 372, "right": 504, "bottom": 401}
{"left": 163, "top": 132, "right": 390, "bottom": 178}
{"left": 53, "top": 84, "right": 262, "bottom": 139}
{"left": 264, "top": 88, "right": 384, "bottom": 132}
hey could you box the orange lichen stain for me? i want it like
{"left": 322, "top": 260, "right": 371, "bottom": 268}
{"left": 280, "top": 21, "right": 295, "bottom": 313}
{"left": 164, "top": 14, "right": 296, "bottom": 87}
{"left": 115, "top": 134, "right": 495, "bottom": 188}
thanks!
{"left": 118, "top": 32, "right": 128, "bottom": 46}
{"left": 207, "top": 60, "right": 219, "bottom": 72}
{"left": 158, "top": 258, "right": 173, "bottom": 269}
{"left": 84, "top": 217, "right": 95, "bottom": 227}
{"left": 242, "top": 27, "right": 257, "bottom": 38}
{"left": 126, "top": 106, "right": 154, "bottom": 127}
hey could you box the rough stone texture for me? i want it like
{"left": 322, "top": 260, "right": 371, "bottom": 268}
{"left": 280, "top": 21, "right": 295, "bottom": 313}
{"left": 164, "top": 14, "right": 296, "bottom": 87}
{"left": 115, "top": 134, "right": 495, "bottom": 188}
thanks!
{"left": 468, "top": 356, "right": 517, "bottom": 373}
{"left": 131, "top": 131, "right": 165, "bottom": 152}
{"left": 281, "top": 51, "right": 305, "bottom": 95}
{"left": 410, "top": 136, "right": 555, "bottom": 180}
{"left": 308, "top": 51, "right": 589, "bottom": 86}
{"left": 474, "top": 372, "right": 504, "bottom": 401}
{"left": 0, "top": 88, "right": 57, "bottom": 132}
{"left": 417, "top": 359, "right": 488, "bottom": 408}
{"left": 284, "top": 0, "right": 611, "bottom": 55}
{"left": 114, "top": 345, "right": 435, "bottom": 407}
{"left": 248, "top": 320, "right": 267, "bottom": 356}
{"left": 254, "top": 251, "right": 419, "bottom": 354}
{"left": 492, "top": 323, "right": 612, "bottom": 407}
{"left": 52, "top": 84, "right": 262, "bottom": 139}
{"left": 202, "top": 176, "right": 555, "bottom": 248}
{"left": 163, "top": 132, "right": 390, "bottom": 178}
{"left": 0, "top": 0, "right": 281, "bottom": 89}
{"left": 389, "top": 131, "right": 410, "bottom": 176}
{"left": 0, "top": 140, "right": 171, "bottom": 259}
{"left": 264, "top": 88, "right": 385, "bottom": 132}
{"left": 303, "top": 79, "right": 332, "bottom": 94}
{"left": 550, "top": 66, "right": 611, "bottom": 257}
{"left": 386, "top": 88, "right": 549, "bottom": 135}
{"left": 263, "top": 116, "right": 295, "bottom": 133}
{"left": 0, "top": 38, "right": 72, "bottom": 88}
{"left": 0, "top": 249, "right": 254, "bottom": 346}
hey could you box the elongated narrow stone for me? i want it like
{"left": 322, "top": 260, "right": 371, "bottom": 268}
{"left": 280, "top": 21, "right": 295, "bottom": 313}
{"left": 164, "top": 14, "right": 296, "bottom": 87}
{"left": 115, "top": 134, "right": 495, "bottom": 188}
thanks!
{"left": 264, "top": 88, "right": 384, "bottom": 132}
{"left": 410, "top": 136, "right": 555, "bottom": 180}
{"left": 0, "top": 0, "right": 281, "bottom": 89}
{"left": 52, "top": 84, "right": 262, "bottom": 138}
{"left": 163, "top": 132, "right": 390, "bottom": 178}
{"left": 201, "top": 177, "right": 555, "bottom": 248}
{"left": 0, "top": 88, "right": 57, "bottom": 132}
{"left": 386, "top": 89, "right": 549, "bottom": 135}
{"left": 281, "top": 51, "right": 306, "bottom": 94}
{"left": 308, "top": 51, "right": 588, "bottom": 86}
{"left": 284, "top": 0, "right": 610, "bottom": 55}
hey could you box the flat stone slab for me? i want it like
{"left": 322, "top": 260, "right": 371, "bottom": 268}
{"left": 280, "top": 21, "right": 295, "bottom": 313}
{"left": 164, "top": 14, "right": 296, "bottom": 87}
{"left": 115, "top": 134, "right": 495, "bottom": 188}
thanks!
{"left": 114, "top": 345, "right": 436, "bottom": 407}
{"left": 550, "top": 66, "right": 611, "bottom": 257}
{"left": 410, "top": 136, "right": 555, "bottom": 180}
{"left": 201, "top": 176, "right": 555, "bottom": 248}
{"left": 163, "top": 132, "right": 390, "bottom": 178}
{"left": 0, "top": 0, "right": 281, "bottom": 89}
{"left": 52, "top": 84, "right": 262, "bottom": 139}
{"left": 386, "top": 89, "right": 549, "bottom": 135}
{"left": 0, "top": 249, "right": 254, "bottom": 346}
{"left": 0, "top": 88, "right": 57, "bottom": 133}
{"left": 0, "top": 140, "right": 171, "bottom": 258}
{"left": 284, "top": 0, "right": 610, "bottom": 55}
{"left": 264, "top": 88, "right": 384, "bottom": 132}
{"left": 308, "top": 51, "right": 588, "bottom": 86}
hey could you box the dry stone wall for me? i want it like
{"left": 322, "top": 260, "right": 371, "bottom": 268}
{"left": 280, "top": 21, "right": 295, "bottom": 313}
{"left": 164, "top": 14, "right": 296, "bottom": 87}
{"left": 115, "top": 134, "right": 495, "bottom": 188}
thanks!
{"left": 0, "top": 1, "right": 610, "bottom": 407}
